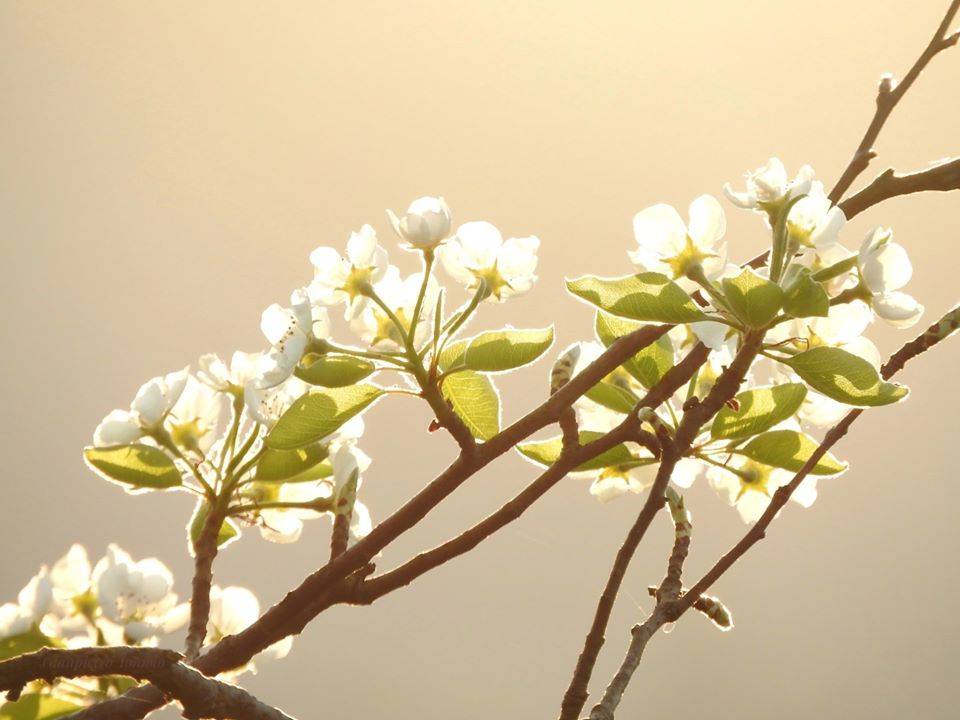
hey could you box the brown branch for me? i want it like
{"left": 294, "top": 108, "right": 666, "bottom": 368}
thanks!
{"left": 0, "top": 647, "right": 294, "bottom": 720}
{"left": 185, "top": 502, "right": 228, "bottom": 659}
{"left": 838, "top": 157, "right": 960, "bottom": 219}
{"left": 64, "top": 325, "right": 676, "bottom": 720}
{"left": 353, "top": 344, "right": 708, "bottom": 605}
{"left": 829, "top": 0, "right": 960, "bottom": 203}
{"left": 587, "top": 489, "right": 691, "bottom": 720}
{"left": 585, "top": 299, "right": 958, "bottom": 717}
{"left": 329, "top": 512, "right": 351, "bottom": 559}
{"left": 671, "top": 304, "right": 960, "bottom": 624}
{"left": 558, "top": 332, "right": 764, "bottom": 720}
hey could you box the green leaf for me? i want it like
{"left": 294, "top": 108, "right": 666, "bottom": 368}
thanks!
{"left": 566, "top": 272, "right": 706, "bottom": 323}
{"left": 462, "top": 327, "right": 554, "bottom": 373}
{"left": 781, "top": 347, "right": 909, "bottom": 407}
{"left": 437, "top": 340, "right": 467, "bottom": 371}
{"left": 710, "top": 383, "right": 807, "bottom": 440}
{"left": 83, "top": 444, "right": 182, "bottom": 491}
{"left": 441, "top": 371, "right": 500, "bottom": 440}
{"left": 1, "top": 694, "right": 83, "bottom": 720}
{"left": 255, "top": 443, "right": 330, "bottom": 482}
{"left": 782, "top": 268, "right": 830, "bottom": 319}
{"left": 266, "top": 385, "right": 384, "bottom": 450}
{"left": 519, "top": 431, "right": 649, "bottom": 472}
{"left": 734, "top": 429, "right": 847, "bottom": 475}
{"left": 595, "top": 311, "right": 675, "bottom": 388}
{"left": 721, "top": 268, "right": 783, "bottom": 328}
{"left": 585, "top": 378, "right": 638, "bottom": 414}
{"left": 295, "top": 354, "right": 376, "bottom": 387}
{"left": 188, "top": 500, "right": 240, "bottom": 555}
{"left": 0, "top": 627, "right": 53, "bottom": 662}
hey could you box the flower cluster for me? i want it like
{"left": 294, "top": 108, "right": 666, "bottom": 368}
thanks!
{"left": 86, "top": 196, "right": 541, "bottom": 552}
{"left": 0, "top": 545, "right": 283, "bottom": 707}
{"left": 538, "top": 158, "right": 923, "bottom": 523}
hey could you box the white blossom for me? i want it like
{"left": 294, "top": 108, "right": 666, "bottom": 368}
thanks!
{"left": 386, "top": 196, "right": 453, "bottom": 250}
{"left": 256, "top": 289, "right": 332, "bottom": 388}
{"left": 629, "top": 195, "right": 727, "bottom": 288}
{"left": 244, "top": 377, "right": 309, "bottom": 429}
{"left": 350, "top": 266, "right": 440, "bottom": 350}
{"left": 308, "top": 224, "right": 390, "bottom": 316}
{"left": 93, "top": 368, "right": 189, "bottom": 446}
{"left": 858, "top": 228, "right": 924, "bottom": 328}
{"left": 258, "top": 422, "right": 371, "bottom": 545}
{"left": 197, "top": 351, "right": 263, "bottom": 393}
{"left": 438, "top": 221, "right": 539, "bottom": 302}
{"left": 92, "top": 545, "right": 187, "bottom": 642}
{"left": 787, "top": 181, "right": 845, "bottom": 248}
{"left": 723, "top": 157, "right": 814, "bottom": 210}
{"left": 707, "top": 457, "right": 809, "bottom": 523}
{"left": 167, "top": 377, "right": 226, "bottom": 454}
{"left": 206, "top": 586, "right": 292, "bottom": 672}
{"left": 50, "top": 544, "right": 92, "bottom": 602}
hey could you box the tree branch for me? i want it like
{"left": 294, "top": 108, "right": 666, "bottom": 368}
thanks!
{"left": 64, "top": 326, "right": 677, "bottom": 720}
{"left": 0, "top": 647, "right": 295, "bottom": 720}
{"left": 587, "top": 488, "right": 691, "bottom": 720}
{"left": 350, "top": 345, "right": 707, "bottom": 605}
{"left": 829, "top": 0, "right": 960, "bottom": 203}
{"left": 671, "top": 303, "right": 960, "bottom": 625}
{"left": 838, "top": 157, "right": 960, "bottom": 219}
{"left": 557, "top": 332, "right": 764, "bottom": 720}
{"left": 185, "top": 502, "right": 228, "bottom": 659}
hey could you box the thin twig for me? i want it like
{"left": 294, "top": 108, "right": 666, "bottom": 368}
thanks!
{"left": 672, "top": 304, "right": 960, "bottom": 624}
{"left": 587, "top": 489, "right": 691, "bottom": 720}
{"left": 352, "top": 345, "right": 709, "bottom": 605}
{"left": 579, "top": 307, "right": 959, "bottom": 720}
{"left": 0, "top": 647, "right": 295, "bottom": 720}
{"left": 838, "top": 157, "right": 960, "bottom": 219}
{"left": 829, "top": 0, "right": 960, "bottom": 203}
{"left": 558, "top": 333, "right": 763, "bottom": 720}
{"left": 70, "top": 325, "right": 674, "bottom": 720}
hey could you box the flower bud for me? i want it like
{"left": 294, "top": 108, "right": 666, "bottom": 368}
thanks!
{"left": 387, "top": 196, "right": 452, "bottom": 250}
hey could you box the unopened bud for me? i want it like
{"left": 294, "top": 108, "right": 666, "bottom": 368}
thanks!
{"left": 550, "top": 344, "right": 582, "bottom": 394}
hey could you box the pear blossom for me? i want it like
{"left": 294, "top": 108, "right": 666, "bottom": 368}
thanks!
{"left": 244, "top": 377, "right": 309, "bottom": 429}
{"left": 386, "top": 196, "right": 453, "bottom": 250}
{"left": 629, "top": 195, "right": 727, "bottom": 289}
{"left": 588, "top": 464, "right": 658, "bottom": 503}
{"left": 92, "top": 545, "right": 188, "bottom": 642}
{"left": 0, "top": 604, "right": 33, "bottom": 640}
{"left": 167, "top": 377, "right": 226, "bottom": 454}
{"left": 794, "top": 241, "right": 859, "bottom": 296}
{"left": 768, "top": 304, "right": 881, "bottom": 427}
{"left": 205, "top": 585, "right": 292, "bottom": 671}
{"left": 786, "top": 181, "right": 845, "bottom": 248}
{"left": 197, "top": 351, "right": 263, "bottom": 393}
{"left": 350, "top": 266, "right": 440, "bottom": 350}
{"left": 258, "top": 441, "right": 372, "bottom": 544}
{"left": 50, "top": 544, "right": 92, "bottom": 602}
{"left": 857, "top": 228, "right": 924, "bottom": 328}
{"left": 93, "top": 368, "right": 189, "bottom": 446}
{"left": 308, "top": 224, "right": 390, "bottom": 316}
{"left": 723, "top": 157, "right": 814, "bottom": 211}
{"left": 438, "top": 221, "right": 540, "bottom": 302}
{"left": 255, "top": 289, "right": 332, "bottom": 388}
{"left": 708, "top": 457, "right": 818, "bottom": 523}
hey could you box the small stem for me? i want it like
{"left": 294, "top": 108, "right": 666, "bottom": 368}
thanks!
{"left": 407, "top": 249, "right": 435, "bottom": 346}
{"left": 230, "top": 499, "right": 334, "bottom": 516}
{"left": 811, "top": 254, "right": 858, "bottom": 282}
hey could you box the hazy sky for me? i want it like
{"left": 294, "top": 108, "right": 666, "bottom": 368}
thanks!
{"left": 2, "top": 2, "right": 959, "bottom": 718}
